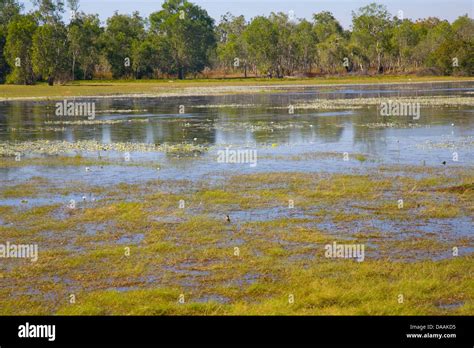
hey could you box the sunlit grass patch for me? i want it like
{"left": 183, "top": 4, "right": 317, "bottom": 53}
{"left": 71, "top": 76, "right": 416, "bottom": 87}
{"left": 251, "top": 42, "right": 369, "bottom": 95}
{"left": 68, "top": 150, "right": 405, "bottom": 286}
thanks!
{"left": 1, "top": 182, "right": 43, "bottom": 198}
{"left": 1, "top": 76, "right": 472, "bottom": 100}
{"left": 56, "top": 288, "right": 224, "bottom": 315}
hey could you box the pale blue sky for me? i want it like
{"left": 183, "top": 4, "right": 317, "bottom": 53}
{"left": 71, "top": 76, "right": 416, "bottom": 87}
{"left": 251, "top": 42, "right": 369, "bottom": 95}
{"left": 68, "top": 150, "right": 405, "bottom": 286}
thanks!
{"left": 22, "top": 0, "right": 473, "bottom": 28}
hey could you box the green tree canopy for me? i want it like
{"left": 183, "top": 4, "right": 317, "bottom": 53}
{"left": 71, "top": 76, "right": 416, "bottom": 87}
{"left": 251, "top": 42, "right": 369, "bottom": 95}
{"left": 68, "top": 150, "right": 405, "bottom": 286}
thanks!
{"left": 313, "top": 11, "right": 343, "bottom": 42}
{"left": 150, "top": 0, "right": 216, "bottom": 79}
{"left": 0, "top": 0, "right": 472, "bottom": 84}
{"left": 102, "top": 12, "right": 145, "bottom": 78}
{"left": 32, "top": 21, "right": 70, "bottom": 84}
{"left": 243, "top": 16, "right": 278, "bottom": 77}
{"left": 351, "top": 3, "right": 393, "bottom": 72}
{"left": 68, "top": 13, "right": 102, "bottom": 80}
{"left": 4, "top": 14, "right": 37, "bottom": 84}
{"left": 216, "top": 13, "right": 248, "bottom": 75}
{"left": 0, "top": 0, "right": 22, "bottom": 83}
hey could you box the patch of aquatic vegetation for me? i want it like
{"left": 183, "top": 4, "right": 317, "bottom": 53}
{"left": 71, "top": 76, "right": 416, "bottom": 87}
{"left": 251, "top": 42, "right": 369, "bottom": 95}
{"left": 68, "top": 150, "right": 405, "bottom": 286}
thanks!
{"left": 8, "top": 127, "right": 66, "bottom": 132}
{"left": 44, "top": 119, "right": 150, "bottom": 126}
{"left": 288, "top": 96, "right": 474, "bottom": 110}
{"left": 0, "top": 140, "right": 208, "bottom": 157}
{"left": 163, "top": 143, "right": 208, "bottom": 156}
{"left": 95, "top": 109, "right": 148, "bottom": 114}
{"left": 416, "top": 136, "right": 474, "bottom": 150}
{"left": 437, "top": 183, "right": 474, "bottom": 194}
{"left": 0, "top": 155, "right": 162, "bottom": 169}
{"left": 214, "top": 121, "right": 306, "bottom": 132}
{"left": 377, "top": 165, "right": 472, "bottom": 178}
{"left": 0, "top": 165, "right": 472, "bottom": 315}
{"left": 156, "top": 85, "right": 302, "bottom": 97}
{"left": 0, "top": 177, "right": 49, "bottom": 198}
{"left": 193, "top": 104, "right": 258, "bottom": 109}
{"left": 359, "top": 122, "right": 425, "bottom": 129}
{"left": 268, "top": 152, "right": 370, "bottom": 162}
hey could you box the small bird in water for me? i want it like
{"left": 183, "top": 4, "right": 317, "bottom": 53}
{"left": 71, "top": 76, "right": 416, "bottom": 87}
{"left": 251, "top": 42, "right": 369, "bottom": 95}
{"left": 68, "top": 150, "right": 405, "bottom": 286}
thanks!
{"left": 442, "top": 161, "right": 447, "bottom": 166}
{"left": 225, "top": 215, "right": 231, "bottom": 223}
{"left": 85, "top": 167, "right": 91, "bottom": 172}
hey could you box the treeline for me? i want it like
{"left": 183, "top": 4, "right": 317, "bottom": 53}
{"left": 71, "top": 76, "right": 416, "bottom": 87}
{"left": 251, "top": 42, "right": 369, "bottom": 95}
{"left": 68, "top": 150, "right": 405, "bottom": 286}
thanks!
{"left": 0, "top": 0, "right": 472, "bottom": 85}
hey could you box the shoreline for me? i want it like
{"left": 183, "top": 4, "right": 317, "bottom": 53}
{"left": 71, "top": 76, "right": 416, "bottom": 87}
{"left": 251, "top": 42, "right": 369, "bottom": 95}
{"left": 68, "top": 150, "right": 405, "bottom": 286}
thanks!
{"left": 1, "top": 77, "right": 473, "bottom": 102}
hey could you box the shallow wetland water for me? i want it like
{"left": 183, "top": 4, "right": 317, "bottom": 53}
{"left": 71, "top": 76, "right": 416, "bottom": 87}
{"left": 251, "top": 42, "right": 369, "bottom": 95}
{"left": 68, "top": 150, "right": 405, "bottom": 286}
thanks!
{"left": 0, "top": 82, "right": 472, "bottom": 315}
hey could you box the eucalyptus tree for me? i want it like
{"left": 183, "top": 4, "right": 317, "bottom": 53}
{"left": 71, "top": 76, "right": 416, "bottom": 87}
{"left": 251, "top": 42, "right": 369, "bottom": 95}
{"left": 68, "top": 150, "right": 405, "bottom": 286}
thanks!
{"left": 268, "top": 12, "right": 297, "bottom": 77}
{"left": 390, "top": 19, "right": 420, "bottom": 71}
{"left": 32, "top": 21, "right": 70, "bottom": 84}
{"left": 313, "top": 11, "right": 346, "bottom": 73}
{"left": 243, "top": 16, "right": 278, "bottom": 77}
{"left": 313, "top": 11, "right": 343, "bottom": 42}
{"left": 317, "top": 34, "right": 349, "bottom": 74}
{"left": 132, "top": 33, "right": 173, "bottom": 78}
{"left": 66, "top": 0, "right": 79, "bottom": 15}
{"left": 149, "top": 0, "right": 216, "bottom": 79}
{"left": 67, "top": 0, "right": 80, "bottom": 79}
{"left": 216, "top": 13, "right": 248, "bottom": 76}
{"left": 421, "top": 15, "right": 473, "bottom": 75}
{"left": 450, "top": 15, "right": 474, "bottom": 75}
{"left": 293, "top": 19, "right": 317, "bottom": 75}
{"left": 68, "top": 13, "right": 102, "bottom": 80}
{"left": 351, "top": 3, "right": 393, "bottom": 73}
{"left": 4, "top": 14, "right": 37, "bottom": 84}
{"left": 30, "top": 0, "right": 71, "bottom": 84}
{"left": 32, "top": 0, "right": 65, "bottom": 24}
{"left": 0, "top": 0, "right": 22, "bottom": 83}
{"left": 414, "top": 19, "right": 453, "bottom": 73}
{"left": 101, "top": 12, "right": 145, "bottom": 78}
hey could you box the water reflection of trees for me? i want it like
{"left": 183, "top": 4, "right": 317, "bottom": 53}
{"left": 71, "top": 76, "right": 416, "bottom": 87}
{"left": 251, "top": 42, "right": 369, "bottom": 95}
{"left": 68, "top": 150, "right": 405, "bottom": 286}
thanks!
{"left": 213, "top": 108, "right": 347, "bottom": 145}
{"left": 1, "top": 102, "right": 61, "bottom": 142}
{"left": 0, "top": 99, "right": 349, "bottom": 145}
{"left": 351, "top": 111, "right": 386, "bottom": 155}
{"left": 3, "top": 91, "right": 473, "bottom": 154}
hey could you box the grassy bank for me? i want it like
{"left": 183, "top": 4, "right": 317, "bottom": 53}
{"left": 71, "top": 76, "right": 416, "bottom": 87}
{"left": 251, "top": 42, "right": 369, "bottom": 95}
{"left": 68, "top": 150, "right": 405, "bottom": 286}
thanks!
{"left": 0, "top": 75, "right": 473, "bottom": 100}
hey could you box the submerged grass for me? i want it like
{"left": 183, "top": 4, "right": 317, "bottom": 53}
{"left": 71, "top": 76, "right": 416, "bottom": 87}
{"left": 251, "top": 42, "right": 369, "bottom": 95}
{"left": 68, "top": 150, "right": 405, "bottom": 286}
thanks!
{"left": 0, "top": 140, "right": 207, "bottom": 157}
{"left": 0, "top": 163, "right": 472, "bottom": 315}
